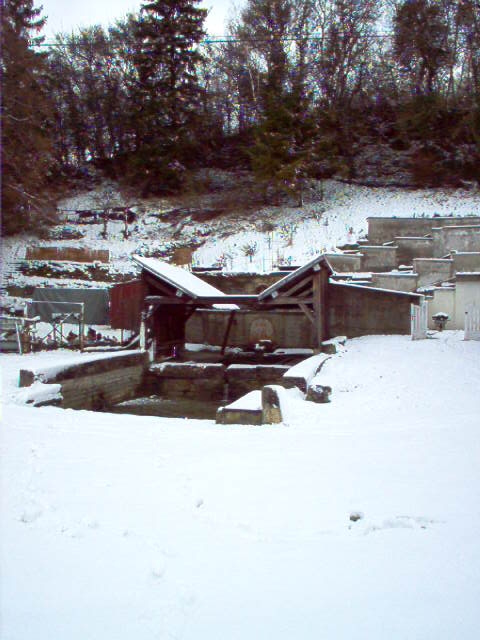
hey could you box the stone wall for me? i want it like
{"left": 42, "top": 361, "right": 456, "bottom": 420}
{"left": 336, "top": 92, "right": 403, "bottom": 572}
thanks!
{"left": 25, "top": 246, "right": 110, "bottom": 263}
{"left": 367, "top": 216, "right": 480, "bottom": 245}
{"left": 19, "top": 351, "right": 148, "bottom": 410}
{"left": 145, "top": 362, "right": 226, "bottom": 400}
{"left": 413, "top": 258, "right": 453, "bottom": 287}
{"left": 226, "top": 364, "right": 290, "bottom": 399}
{"left": 145, "top": 361, "right": 291, "bottom": 403}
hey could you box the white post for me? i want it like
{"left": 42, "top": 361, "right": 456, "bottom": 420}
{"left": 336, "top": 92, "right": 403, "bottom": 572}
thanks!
{"left": 140, "top": 312, "right": 146, "bottom": 351}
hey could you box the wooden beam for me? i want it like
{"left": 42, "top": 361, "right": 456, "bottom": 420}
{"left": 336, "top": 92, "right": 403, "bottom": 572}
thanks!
{"left": 145, "top": 294, "right": 257, "bottom": 306}
{"left": 221, "top": 310, "right": 236, "bottom": 354}
{"left": 298, "top": 302, "right": 316, "bottom": 328}
{"left": 263, "top": 296, "right": 313, "bottom": 306}
{"left": 281, "top": 274, "right": 313, "bottom": 298}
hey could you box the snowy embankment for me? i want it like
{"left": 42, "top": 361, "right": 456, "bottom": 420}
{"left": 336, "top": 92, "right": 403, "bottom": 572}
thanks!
{"left": 4, "top": 180, "right": 480, "bottom": 285}
{"left": 1, "top": 332, "right": 480, "bottom": 639}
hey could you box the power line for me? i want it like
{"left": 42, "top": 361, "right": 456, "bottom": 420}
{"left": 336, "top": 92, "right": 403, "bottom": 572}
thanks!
{"left": 31, "top": 32, "right": 394, "bottom": 48}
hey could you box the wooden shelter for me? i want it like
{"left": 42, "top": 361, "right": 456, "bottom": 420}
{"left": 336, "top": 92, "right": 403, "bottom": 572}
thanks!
{"left": 131, "top": 254, "right": 423, "bottom": 357}
{"left": 133, "top": 254, "right": 333, "bottom": 356}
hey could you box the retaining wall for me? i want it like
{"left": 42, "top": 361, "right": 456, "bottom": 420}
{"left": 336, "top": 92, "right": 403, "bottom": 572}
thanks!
{"left": 19, "top": 351, "right": 148, "bottom": 410}
{"left": 413, "top": 258, "right": 453, "bottom": 287}
{"left": 324, "top": 253, "right": 363, "bottom": 273}
{"left": 145, "top": 361, "right": 291, "bottom": 403}
{"left": 433, "top": 226, "right": 480, "bottom": 257}
{"left": 360, "top": 246, "right": 398, "bottom": 271}
{"left": 370, "top": 273, "right": 418, "bottom": 292}
{"left": 25, "top": 246, "right": 110, "bottom": 263}
{"left": 145, "top": 362, "right": 226, "bottom": 400}
{"left": 452, "top": 252, "right": 480, "bottom": 272}
{"left": 394, "top": 237, "right": 434, "bottom": 264}
{"left": 367, "top": 216, "right": 480, "bottom": 245}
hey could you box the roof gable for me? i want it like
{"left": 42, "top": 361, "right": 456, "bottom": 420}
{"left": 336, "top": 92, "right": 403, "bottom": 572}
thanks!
{"left": 258, "top": 254, "right": 333, "bottom": 301}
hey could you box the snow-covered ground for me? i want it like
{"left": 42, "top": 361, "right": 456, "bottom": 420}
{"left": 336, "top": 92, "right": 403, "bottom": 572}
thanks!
{"left": 1, "top": 332, "right": 480, "bottom": 639}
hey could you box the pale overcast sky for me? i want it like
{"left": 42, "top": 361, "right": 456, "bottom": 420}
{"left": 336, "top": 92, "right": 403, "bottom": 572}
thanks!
{"left": 35, "top": 0, "right": 241, "bottom": 39}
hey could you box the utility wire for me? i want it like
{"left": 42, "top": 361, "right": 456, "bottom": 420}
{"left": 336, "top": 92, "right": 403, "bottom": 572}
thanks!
{"left": 31, "top": 32, "right": 394, "bottom": 48}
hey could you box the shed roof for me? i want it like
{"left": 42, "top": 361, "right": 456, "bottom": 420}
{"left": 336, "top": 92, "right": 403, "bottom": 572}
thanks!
{"left": 133, "top": 256, "right": 229, "bottom": 299}
{"left": 258, "top": 254, "right": 332, "bottom": 301}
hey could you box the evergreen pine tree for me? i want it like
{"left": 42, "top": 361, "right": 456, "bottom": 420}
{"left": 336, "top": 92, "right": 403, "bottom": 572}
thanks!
{"left": 1, "top": 0, "right": 54, "bottom": 234}
{"left": 132, "top": 0, "right": 207, "bottom": 192}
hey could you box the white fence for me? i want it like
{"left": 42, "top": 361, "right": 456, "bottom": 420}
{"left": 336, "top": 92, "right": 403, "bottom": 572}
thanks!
{"left": 465, "top": 304, "right": 480, "bottom": 340}
{"left": 411, "top": 300, "right": 428, "bottom": 340}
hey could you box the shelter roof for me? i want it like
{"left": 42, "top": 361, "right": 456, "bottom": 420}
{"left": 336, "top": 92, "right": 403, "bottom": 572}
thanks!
{"left": 133, "top": 255, "right": 227, "bottom": 298}
{"left": 258, "top": 254, "right": 333, "bottom": 301}
{"left": 132, "top": 256, "right": 238, "bottom": 309}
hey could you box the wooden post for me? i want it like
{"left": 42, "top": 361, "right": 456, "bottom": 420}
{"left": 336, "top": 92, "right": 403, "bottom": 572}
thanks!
{"left": 79, "top": 303, "right": 85, "bottom": 351}
{"left": 221, "top": 311, "right": 236, "bottom": 355}
{"left": 312, "top": 270, "right": 323, "bottom": 349}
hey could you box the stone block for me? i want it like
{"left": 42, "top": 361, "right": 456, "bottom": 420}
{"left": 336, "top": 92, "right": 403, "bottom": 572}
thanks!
{"left": 262, "top": 386, "right": 283, "bottom": 424}
{"left": 215, "top": 406, "right": 263, "bottom": 425}
{"left": 149, "top": 362, "right": 225, "bottom": 379}
{"left": 306, "top": 383, "right": 332, "bottom": 403}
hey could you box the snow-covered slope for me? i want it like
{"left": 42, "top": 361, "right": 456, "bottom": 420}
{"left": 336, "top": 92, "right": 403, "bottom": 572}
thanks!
{"left": 3, "top": 179, "right": 480, "bottom": 287}
{"left": 1, "top": 332, "right": 480, "bottom": 639}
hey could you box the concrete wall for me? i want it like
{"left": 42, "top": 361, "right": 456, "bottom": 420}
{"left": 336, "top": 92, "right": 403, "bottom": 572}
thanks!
{"left": 367, "top": 216, "right": 480, "bottom": 245}
{"left": 328, "top": 283, "right": 419, "bottom": 337}
{"left": 394, "top": 237, "right": 434, "bottom": 264}
{"left": 187, "top": 309, "right": 315, "bottom": 349}
{"left": 360, "top": 246, "right": 398, "bottom": 271}
{"left": 413, "top": 258, "right": 453, "bottom": 287}
{"left": 433, "top": 226, "right": 480, "bottom": 257}
{"left": 452, "top": 252, "right": 480, "bottom": 272}
{"left": 20, "top": 351, "right": 148, "bottom": 410}
{"left": 455, "top": 274, "right": 480, "bottom": 329}
{"left": 370, "top": 273, "right": 418, "bottom": 292}
{"left": 427, "top": 288, "right": 457, "bottom": 329}
{"left": 324, "top": 253, "right": 363, "bottom": 273}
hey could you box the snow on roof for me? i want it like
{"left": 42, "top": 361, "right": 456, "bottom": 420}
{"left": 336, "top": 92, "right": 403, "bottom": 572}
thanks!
{"left": 132, "top": 256, "right": 238, "bottom": 309}
{"left": 133, "top": 256, "right": 227, "bottom": 298}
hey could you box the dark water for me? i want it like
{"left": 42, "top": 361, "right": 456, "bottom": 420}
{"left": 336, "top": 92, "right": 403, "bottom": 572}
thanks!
{"left": 110, "top": 396, "right": 221, "bottom": 420}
